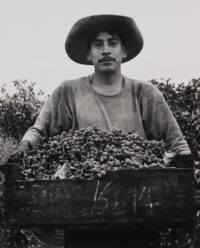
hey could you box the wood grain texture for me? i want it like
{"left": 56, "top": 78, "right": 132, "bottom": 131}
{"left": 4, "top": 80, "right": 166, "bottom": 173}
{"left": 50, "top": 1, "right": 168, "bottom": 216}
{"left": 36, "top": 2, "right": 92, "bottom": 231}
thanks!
{"left": 3, "top": 168, "right": 197, "bottom": 227}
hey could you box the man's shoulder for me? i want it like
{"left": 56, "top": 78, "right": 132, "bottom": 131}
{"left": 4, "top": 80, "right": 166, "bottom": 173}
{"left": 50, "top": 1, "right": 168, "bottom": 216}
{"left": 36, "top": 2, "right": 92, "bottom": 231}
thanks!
{"left": 58, "top": 75, "right": 89, "bottom": 89}
{"left": 49, "top": 76, "right": 90, "bottom": 98}
{"left": 127, "top": 77, "right": 160, "bottom": 95}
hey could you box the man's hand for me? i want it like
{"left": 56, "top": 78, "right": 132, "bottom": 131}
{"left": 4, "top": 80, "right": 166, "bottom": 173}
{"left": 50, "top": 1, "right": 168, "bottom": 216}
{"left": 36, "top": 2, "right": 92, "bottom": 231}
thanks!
{"left": 7, "top": 141, "right": 32, "bottom": 163}
{"left": 175, "top": 153, "right": 194, "bottom": 169}
{"left": 18, "top": 140, "right": 32, "bottom": 154}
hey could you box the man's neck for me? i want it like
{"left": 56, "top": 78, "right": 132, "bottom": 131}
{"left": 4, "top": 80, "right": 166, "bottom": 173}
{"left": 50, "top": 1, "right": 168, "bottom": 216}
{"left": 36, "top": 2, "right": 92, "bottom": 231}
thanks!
{"left": 91, "top": 71, "right": 124, "bottom": 96}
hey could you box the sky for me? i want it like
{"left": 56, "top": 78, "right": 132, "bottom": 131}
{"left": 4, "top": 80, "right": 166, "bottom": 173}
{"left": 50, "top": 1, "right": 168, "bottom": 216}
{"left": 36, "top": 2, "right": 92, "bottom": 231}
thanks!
{"left": 0, "top": 0, "right": 200, "bottom": 95}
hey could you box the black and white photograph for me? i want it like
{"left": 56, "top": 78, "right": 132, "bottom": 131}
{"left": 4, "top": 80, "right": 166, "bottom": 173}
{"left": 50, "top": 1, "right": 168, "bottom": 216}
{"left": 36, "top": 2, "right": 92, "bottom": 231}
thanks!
{"left": 0, "top": 0, "right": 200, "bottom": 247}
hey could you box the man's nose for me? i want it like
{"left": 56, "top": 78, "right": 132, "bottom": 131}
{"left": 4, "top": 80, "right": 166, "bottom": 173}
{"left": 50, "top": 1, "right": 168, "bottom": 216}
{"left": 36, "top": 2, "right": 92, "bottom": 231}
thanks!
{"left": 102, "top": 44, "right": 111, "bottom": 55}
{"left": 102, "top": 51, "right": 111, "bottom": 56}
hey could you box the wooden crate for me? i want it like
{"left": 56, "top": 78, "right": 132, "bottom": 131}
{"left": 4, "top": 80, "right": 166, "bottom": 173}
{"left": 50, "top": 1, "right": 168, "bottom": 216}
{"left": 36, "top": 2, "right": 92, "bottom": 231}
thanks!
{"left": 2, "top": 166, "right": 198, "bottom": 228}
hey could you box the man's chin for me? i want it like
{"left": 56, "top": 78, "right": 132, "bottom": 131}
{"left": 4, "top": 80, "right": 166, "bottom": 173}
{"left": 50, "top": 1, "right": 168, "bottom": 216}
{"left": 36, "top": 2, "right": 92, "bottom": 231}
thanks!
{"left": 101, "top": 69, "right": 115, "bottom": 75}
{"left": 99, "top": 66, "right": 116, "bottom": 74}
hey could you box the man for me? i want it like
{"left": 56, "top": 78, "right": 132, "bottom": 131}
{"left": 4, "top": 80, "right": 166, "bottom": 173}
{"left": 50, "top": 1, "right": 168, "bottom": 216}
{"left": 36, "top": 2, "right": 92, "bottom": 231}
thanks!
{"left": 19, "top": 14, "right": 191, "bottom": 157}
{"left": 16, "top": 15, "right": 193, "bottom": 247}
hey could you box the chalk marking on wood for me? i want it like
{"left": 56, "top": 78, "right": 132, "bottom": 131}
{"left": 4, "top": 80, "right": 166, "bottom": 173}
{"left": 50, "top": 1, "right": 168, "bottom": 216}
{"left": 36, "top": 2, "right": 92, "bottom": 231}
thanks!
{"left": 147, "top": 187, "right": 153, "bottom": 215}
{"left": 91, "top": 180, "right": 100, "bottom": 215}
{"left": 95, "top": 177, "right": 118, "bottom": 214}
{"left": 90, "top": 177, "right": 118, "bottom": 215}
{"left": 97, "top": 178, "right": 116, "bottom": 201}
{"left": 138, "top": 186, "right": 146, "bottom": 201}
{"left": 132, "top": 186, "right": 137, "bottom": 214}
{"left": 138, "top": 186, "right": 160, "bottom": 215}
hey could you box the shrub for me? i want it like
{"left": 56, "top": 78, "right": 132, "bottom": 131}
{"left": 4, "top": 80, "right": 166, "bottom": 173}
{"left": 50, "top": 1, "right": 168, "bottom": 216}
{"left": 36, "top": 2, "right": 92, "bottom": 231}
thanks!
{"left": 0, "top": 80, "right": 45, "bottom": 142}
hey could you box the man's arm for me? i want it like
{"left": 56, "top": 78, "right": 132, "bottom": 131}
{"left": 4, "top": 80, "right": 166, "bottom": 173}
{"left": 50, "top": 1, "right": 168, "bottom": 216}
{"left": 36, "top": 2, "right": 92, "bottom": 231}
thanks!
{"left": 20, "top": 98, "right": 52, "bottom": 150}
{"left": 20, "top": 82, "right": 74, "bottom": 151}
{"left": 141, "top": 84, "right": 191, "bottom": 155}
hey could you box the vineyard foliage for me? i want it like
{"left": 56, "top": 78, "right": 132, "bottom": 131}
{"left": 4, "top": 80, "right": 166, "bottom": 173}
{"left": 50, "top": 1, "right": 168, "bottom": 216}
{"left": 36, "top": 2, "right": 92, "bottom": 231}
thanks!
{"left": 0, "top": 80, "right": 45, "bottom": 141}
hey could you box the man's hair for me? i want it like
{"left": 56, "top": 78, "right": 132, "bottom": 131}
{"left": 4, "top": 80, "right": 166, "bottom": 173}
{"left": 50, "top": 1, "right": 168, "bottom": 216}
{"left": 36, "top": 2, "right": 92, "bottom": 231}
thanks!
{"left": 86, "top": 29, "right": 126, "bottom": 50}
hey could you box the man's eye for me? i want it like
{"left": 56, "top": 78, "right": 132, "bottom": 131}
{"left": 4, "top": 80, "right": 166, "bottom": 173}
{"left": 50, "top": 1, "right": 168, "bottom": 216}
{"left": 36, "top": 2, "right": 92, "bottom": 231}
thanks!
{"left": 110, "top": 41, "right": 118, "bottom": 46}
{"left": 93, "top": 43, "right": 101, "bottom": 47}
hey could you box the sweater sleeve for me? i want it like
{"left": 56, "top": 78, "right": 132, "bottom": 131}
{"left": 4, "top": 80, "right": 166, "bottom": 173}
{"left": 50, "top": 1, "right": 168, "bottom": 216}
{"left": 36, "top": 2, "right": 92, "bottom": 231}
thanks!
{"left": 21, "top": 98, "right": 52, "bottom": 149}
{"left": 141, "top": 84, "right": 191, "bottom": 154}
{"left": 21, "top": 82, "right": 73, "bottom": 150}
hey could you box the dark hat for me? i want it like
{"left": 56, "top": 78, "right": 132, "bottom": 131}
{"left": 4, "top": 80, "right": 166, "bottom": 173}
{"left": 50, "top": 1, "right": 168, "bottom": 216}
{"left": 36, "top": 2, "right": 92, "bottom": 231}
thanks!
{"left": 65, "top": 14, "right": 144, "bottom": 65}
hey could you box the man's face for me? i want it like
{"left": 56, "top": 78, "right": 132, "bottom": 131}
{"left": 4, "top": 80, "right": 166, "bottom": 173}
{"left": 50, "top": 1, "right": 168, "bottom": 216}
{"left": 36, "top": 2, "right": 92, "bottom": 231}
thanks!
{"left": 87, "top": 31, "right": 127, "bottom": 74}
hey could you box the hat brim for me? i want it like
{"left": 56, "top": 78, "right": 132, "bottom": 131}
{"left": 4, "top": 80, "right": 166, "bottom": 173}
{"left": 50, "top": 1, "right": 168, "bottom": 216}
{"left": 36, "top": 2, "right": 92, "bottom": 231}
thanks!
{"left": 65, "top": 15, "right": 144, "bottom": 65}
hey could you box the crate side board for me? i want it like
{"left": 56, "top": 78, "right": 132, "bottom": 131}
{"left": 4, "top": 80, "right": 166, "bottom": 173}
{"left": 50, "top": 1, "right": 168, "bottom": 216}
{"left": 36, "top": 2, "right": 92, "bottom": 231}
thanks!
{"left": 3, "top": 169, "right": 197, "bottom": 226}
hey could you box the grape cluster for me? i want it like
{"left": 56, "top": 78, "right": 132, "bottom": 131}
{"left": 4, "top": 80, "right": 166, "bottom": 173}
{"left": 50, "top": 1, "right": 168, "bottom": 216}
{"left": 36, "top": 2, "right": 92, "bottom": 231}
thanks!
{"left": 19, "top": 126, "right": 166, "bottom": 181}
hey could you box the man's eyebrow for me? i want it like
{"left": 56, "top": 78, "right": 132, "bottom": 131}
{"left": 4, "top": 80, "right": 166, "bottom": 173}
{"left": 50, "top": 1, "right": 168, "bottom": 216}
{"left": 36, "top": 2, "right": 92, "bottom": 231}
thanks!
{"left": 108, "top": 37, "right": 120, "bottom": 41}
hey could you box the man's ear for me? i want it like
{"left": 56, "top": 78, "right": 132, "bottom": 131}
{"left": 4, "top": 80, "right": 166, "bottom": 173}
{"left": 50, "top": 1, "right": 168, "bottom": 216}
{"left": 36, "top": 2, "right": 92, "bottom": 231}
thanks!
{"left": 122, "top": 46, "right": 127, "bottom": 59}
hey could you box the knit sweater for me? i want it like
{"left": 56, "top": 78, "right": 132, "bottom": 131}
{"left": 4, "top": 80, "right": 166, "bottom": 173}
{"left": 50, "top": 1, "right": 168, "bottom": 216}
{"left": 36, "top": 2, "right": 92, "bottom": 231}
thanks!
{"left": 21, "top": 75, "right": 190, "bottom": 154}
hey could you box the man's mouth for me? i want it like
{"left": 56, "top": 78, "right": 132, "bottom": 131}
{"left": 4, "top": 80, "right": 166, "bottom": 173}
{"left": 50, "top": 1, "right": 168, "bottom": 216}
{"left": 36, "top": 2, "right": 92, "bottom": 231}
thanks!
{"left": 99, "top": 57, "right": 115, "bottom": 63}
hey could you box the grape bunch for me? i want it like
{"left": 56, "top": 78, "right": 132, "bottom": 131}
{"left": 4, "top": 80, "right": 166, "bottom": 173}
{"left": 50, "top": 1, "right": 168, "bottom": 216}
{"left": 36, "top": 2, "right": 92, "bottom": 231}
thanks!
{"left": 19, "top": 126, "right": 166, "bottom": 181}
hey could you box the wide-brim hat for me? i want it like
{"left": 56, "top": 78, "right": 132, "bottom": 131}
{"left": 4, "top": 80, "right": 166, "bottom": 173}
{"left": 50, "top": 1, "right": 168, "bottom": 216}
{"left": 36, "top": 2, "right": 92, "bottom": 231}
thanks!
{"left": 65, "top": 14, "right": 144, "bottom": 65}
